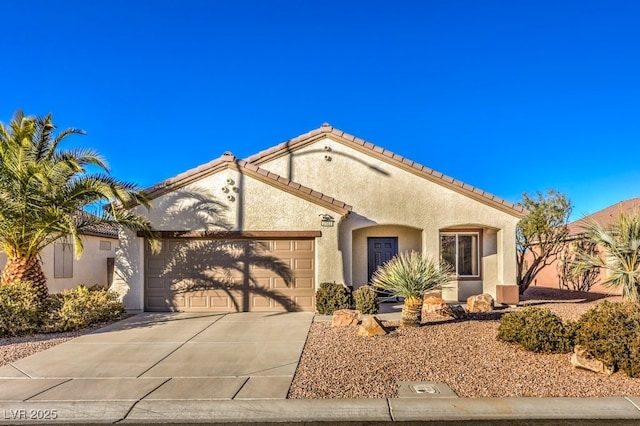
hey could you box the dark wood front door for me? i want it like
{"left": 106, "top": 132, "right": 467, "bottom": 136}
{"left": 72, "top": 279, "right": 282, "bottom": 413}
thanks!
{"left": 367, "top": 237, "right": 398, "bottom": 282}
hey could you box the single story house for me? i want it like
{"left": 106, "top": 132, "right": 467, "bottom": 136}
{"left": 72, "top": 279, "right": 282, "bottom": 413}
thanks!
{"left": 0, "top": 224, "right": 119, "bottom": 293}
{"left": 530, "top": 197, "right": 640, "bottom": 294}
{"left": 114, "top": 124, "right": 525, "bottom": 312}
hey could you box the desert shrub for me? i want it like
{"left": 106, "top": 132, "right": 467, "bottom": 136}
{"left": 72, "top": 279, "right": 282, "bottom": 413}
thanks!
{"left": 0, "top": 281, "right": 42, "bottom": 337}
{"left": 353, "top": 285, "right": 379, "bottom": 314}
{"left": 497, "top": 307, "right": 574, "bottom": 353}
{"left": 44, "top": 285, "right": 125, "bottom": 332}
{"left": 315, "top": 282, "right": 350, "bottom": 315}
{"left": 574, "top": 301, "right": 640, "bottom": 377}
{"left": 558, "top": 239, "right": 600, "bottom": 292}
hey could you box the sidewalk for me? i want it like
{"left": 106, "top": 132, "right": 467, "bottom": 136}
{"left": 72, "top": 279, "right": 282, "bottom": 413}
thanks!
{"left": 1, "top": 397, "right": 639, "bottom": 424}
{"left": 0, "top": 310, "right": 639, "bottom": 424}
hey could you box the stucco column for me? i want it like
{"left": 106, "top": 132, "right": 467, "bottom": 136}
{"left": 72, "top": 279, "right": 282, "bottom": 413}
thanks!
{"left": 495, "top": 225, "right": 520, "bottom": 304}
{"left": 113, "top": 230, "right": 145, "bottom": 312}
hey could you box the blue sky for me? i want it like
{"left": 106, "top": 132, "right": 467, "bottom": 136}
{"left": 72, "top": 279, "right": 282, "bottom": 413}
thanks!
{"left": 2, "top": 0, "right": 639, "bottom": 220}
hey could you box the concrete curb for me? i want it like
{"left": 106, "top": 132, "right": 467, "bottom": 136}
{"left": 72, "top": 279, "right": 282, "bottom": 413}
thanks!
{"left": 1, "top": 397, "right": 639, "bottom": 425}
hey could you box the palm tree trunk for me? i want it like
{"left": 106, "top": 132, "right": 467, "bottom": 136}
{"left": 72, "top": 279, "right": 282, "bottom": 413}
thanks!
{"left": 0, "top": 256, "right": 48, "bottom": 302}
{"left": 401, "top": 296, "right": 422, "bottom": 327}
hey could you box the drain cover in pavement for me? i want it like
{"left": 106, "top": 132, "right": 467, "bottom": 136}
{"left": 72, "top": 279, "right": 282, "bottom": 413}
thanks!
{"left": 397, "top": 381, "right": 458, "bottom": 398}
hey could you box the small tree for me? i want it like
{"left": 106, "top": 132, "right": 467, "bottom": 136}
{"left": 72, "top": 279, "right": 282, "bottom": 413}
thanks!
{"left": 558, "top": 239, "right": 600, "bottom": 292}
{"left": 371, "top": 251, "right": 452, "bottom": 326}
{"left": 572, "top": 212, "right": 640, "bottom": 303}
{"left": 0, "top": 110, "right": 158, "bottom": 302}
{"left": 516, "top": 190, "right": 572, "bottom": 294}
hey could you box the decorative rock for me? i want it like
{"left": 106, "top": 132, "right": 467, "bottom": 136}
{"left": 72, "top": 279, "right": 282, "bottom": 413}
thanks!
{"left": 570, "top": 345, "right": 614, "bottom": 375}
{"left": 331, "top": 309, "right": 361, "bottom": 327}
{"left": 442, "top": 304, "right": 468, "bottom": 319}
{"left": 466, "top": 293, "right": 494, "bottom": 313}
{"left": 422, "top": 296, "right": 448, "bottom": 315}
{"left": 357, "top": 315, "right": 387, "bottom": 336}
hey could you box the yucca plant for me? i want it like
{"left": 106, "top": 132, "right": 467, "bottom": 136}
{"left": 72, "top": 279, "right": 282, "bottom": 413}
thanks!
{"left": 371, "top": 251, "right": 453, "bottom": 326}
{"left": 572, "top": 211, "right": 640, "bottom": 303}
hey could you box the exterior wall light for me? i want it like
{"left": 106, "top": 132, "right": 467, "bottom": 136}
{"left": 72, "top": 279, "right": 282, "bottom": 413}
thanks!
{"left": 319, "top": 213, "right": 335, "bottom": 227}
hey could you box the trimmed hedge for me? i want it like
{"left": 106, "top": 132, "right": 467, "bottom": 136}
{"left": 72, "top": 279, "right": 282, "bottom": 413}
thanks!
{"left": 44, "top": 285, "right": 126, "bottom": 332}
{"left": 574, "top": 301, "right": 640, "bottom": 378}
{"left": 0, "top": 283, "right": 125, "bottom": 337}
{"left": 497, "top": 307, "right": 575, "bottom": 353}
{"left": 315, "top": 282, "right": 351, "bottom": 315}
{"left": 0, "top": 281, "right": 43, "bottom": 337}
{"left": 353, "top": 285, "right": 379, "bottom": 314}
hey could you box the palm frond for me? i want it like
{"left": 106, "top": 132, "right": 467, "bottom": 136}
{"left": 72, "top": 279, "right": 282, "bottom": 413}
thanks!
{"left": 0, "top": 110, "right": 156, "bottom": 263}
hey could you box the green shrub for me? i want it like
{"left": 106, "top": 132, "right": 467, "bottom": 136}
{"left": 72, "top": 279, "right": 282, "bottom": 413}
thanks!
{"left": 353, "top": 285, "right": 379, "bottom": 314}
{"left": 497, "top": 307, "right": 574, "bottom": 353}
{"left": 315, "top": 282, "right": 350, "bottom": 315}
{"left": 0, "top": 281, "right": 42, "bottom": 337}
{"left": 44, "top": 285, "right": 125, "bottom": 332}
{"left": 574, "top": 301, "right": 640, "bottom": 377}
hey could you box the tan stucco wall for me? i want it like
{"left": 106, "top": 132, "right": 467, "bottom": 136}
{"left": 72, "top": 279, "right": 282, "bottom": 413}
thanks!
{"left": 0, "top": 236, "right": 118, "bottom": 293}
{"left": 115, "top": 168, "right": 342, "bottom": 310}
{"left": 117, "top": 134, "right": 522, "bottom": 309}
{"left": 258, "top": 136, "right": 521, "bottom": 301}
{"left": 351, "top": 225, "right": 422, "bottom": 288}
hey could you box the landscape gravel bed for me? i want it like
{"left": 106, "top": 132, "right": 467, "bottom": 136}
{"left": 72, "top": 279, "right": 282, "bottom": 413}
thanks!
{"left": 288, "top": 287, "right": 639, "bottom": 399}
{"left": 2, "top": 287, "right": 637, "bottom": 399}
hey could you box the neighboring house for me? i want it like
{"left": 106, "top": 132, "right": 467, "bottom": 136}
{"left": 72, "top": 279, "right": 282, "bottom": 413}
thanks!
{"left": 0, "top": 224, "right": 119, "bottom": 293}
{"left": 531, "top": 198, "right": 640, "bottom": 294}
{"left": 114, "top": 124, "right": 526, "bottom": 312}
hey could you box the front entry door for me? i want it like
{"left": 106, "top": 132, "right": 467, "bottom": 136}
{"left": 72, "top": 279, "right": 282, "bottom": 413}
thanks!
{"left": 367, "top": 237, "right": 398, "bottom": 282}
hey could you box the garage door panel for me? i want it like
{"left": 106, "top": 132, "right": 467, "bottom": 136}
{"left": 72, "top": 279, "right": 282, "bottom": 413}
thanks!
{"left": 272, "top": 240, "right": 293, "bottom": 251}
{"left": 147, "top": 277, "right": 166, "bottom": 289}
{"left": 294, "top": 240, "right": 314, "bottom": 251}
{"left": 210, "top": 293, "right": 233, "bottom": 308}
{"left": 145, "top": 238, "right": 315, "bottom": 312}
{"left": 293, "top": 277, "right": 313, "bottom": 289}
{"left": 189, "top": 296, "right": 208, "bottom": 308}
{"left": 293, "top": 258, "right": 313, "bottom": 270}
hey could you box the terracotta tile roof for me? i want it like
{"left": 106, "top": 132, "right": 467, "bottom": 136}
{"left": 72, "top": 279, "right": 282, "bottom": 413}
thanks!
{"left": 245, "top": 123, "right": 526, "bottom": 217}
{"left": 74, "top": 211, "right": 119, "bottom": 238}
{"left": 568, "top": 197, "right": 640, "bottom": 236}
{"left": 141, "top": 153, "right": 352, "bottom": 215}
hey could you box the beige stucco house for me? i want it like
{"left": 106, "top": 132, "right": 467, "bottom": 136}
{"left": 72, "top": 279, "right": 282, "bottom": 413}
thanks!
{"left": 0, "top": 225, "right": 119, "bottom": 293}
{"left": 115, "top": 124, "right": 525, "bottom": 312}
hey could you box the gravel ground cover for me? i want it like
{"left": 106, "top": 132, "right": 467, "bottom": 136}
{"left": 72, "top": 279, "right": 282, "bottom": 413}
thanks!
{"left": 2, "top": 287, "right": 638, "bottom": 399}
{"left": 288, "top": 287, "right": 640, "bottom": 399}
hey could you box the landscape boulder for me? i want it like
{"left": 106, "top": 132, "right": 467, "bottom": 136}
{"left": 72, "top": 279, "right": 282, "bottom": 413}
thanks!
{"left": 570, "top": 345, "right": 614, "bottom": 375}
{"left": 466, "top": 293, "right": 494, "bottom": 313}
{"left": 422, "top": 296, "right": 448, "bottom": 315}
{"left": 331, "top": 309, "right": 361, "bottom": 327}
{"left": 357, "top": 315, "right": 387, "bottom": 336}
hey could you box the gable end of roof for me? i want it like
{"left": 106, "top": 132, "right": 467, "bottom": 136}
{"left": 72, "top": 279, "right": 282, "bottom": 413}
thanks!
{"left": 136, "top": 153, "right": 352, "bottom": 215}
{"left": 246, "top": 124, "right": 526, "bottom": 218}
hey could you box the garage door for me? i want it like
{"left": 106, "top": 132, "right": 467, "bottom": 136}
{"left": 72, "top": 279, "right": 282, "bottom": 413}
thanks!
{"left": 144, "top": 238, "right": 315, "bottom": 312}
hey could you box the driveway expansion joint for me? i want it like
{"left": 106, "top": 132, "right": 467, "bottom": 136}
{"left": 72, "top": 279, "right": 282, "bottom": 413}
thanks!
{"left": 135, "top": 314, "right": 228, "bottom": 378}
{"left": 118, "top": 377, "right": 172, "bottom": 423}
{"left": 625, "top": 396, "right": 640, "bottom": 411}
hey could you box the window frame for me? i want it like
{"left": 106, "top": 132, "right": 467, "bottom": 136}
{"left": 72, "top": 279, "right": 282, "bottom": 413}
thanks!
{"left": 440, "top": 231, "right": 481, "bottom": 279}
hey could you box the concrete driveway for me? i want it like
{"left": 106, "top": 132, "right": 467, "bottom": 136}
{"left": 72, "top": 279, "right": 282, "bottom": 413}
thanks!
{"left": 0, "top": 311, "right": 314, "bottom": 403}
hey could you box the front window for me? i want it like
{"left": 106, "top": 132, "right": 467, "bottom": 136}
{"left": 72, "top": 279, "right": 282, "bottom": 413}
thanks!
{"left": 440, "top": 232, "right": 479, "bottom": 277}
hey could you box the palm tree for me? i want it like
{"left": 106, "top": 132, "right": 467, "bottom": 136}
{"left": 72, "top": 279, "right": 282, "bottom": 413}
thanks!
{"left": 371, "top": 251, "right": 453, "bottom": 326}
{"left": 0, "top": 110, "right": 157, "bottom": 301}
{"left": 573, "top": 211, "right": 640, "bottom": 303}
